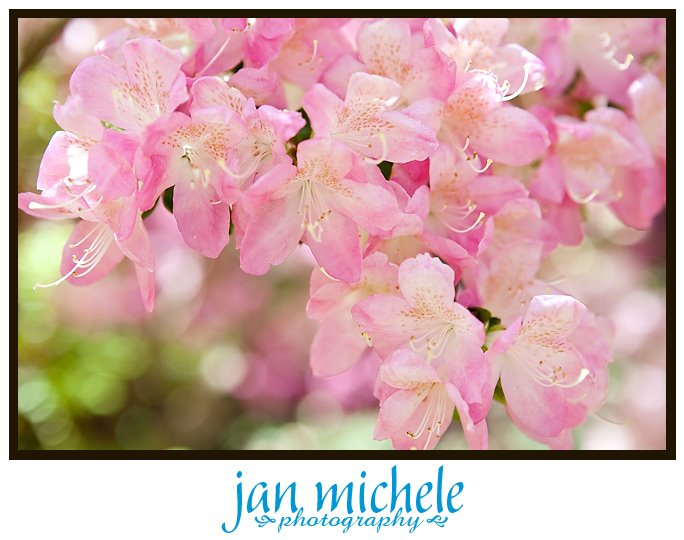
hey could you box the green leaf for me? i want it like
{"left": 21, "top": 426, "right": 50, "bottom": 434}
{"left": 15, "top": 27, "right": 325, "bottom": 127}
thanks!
{"left": 286, "top": 109, "right": 313, "bottom": 163}
{"left": 564, "top": 70, "right": 581, "bottom": 95}
{"left": 101, "top": 120, "right": 125, "bottom": 132}
{"left": 493, "top": 379, "right": 506, "bottom": 405}
{"left": 468, "top": 307, "right": 492, "bottom": 325}
{"left": 141, "top": 196, "right": 159, "bottom": 220}
{"left": 580, "top": 203, "right": 589, "bottom": 222}
{"left": 290, "top": 109, "right": 312, "bottom": 145}
{"left": 577, "top": 100, "right": 594, "bottom": 117}
{"left": 162, "top": 186, "right": 175, "bottom": 213}
{"left": 378, "top": 161, "right": 393, "bottom": 180}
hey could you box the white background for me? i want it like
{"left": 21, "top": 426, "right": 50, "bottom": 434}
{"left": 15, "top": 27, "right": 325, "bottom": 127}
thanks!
{"left": 2, "top": 3, "right": 682, "bottom": 539}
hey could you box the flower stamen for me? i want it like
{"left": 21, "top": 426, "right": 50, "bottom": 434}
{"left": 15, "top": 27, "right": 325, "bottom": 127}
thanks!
{"left": 34, "top": 223, "right": 113, "bottom": 289}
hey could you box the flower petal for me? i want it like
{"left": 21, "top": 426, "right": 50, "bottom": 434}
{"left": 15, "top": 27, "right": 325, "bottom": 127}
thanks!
{"left": 471, "top": 105, "right": 549, "bottom": 166}
{"left": 310, "top": 313, "right": 369, "bottom": 377}
{"left": 306, "top": 210, "right": 362, "bottom": 283}
{"left": 379, "top": 349, "right": 442, "bottom": 389}
{"left": 398, "top": 253, "right": 456, "bottom": 309}
{"left": 501, "top": 359, "right": 568, "bottom": 438}
{"left": 240, "top": 193, "right": 303, "bottom": 275}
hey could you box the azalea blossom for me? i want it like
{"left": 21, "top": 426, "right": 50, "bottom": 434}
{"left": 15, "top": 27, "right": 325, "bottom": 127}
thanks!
{"left": 324, "top": 18, "right": 455, "bottom": 106}
{"left": 352, "top": 254, "right": 490, "bottom": 422}
{"left": 239, "top": 138, "right": 404, "bottom": 282}
{"left": 306, "top": 252, "right": 398, "bottom": 377}
{"left": 440, "top": 68, "right": 549, "bottom": 166}
{"left": 189, "top": 76, "right": 305, "bottom": 190}
{"left": 374, "top": 349, "right": 488, "bottom": 450}
{"left": 303, "top": 72, "right": 439, "bottom": 164}
{"left": 140, "top": 107, "right": 243, "bottom": 257}
{"left": 425, "top": 17, "right": 546, "bottom": 97}
{"left": 485, "top": 295, "right": 611, "bottom": 441}
{"left": 18, "top": 96, "right": 156, "bottom": 311}
{"left": 70, "top": 37, "right": 188, "bottom": 133}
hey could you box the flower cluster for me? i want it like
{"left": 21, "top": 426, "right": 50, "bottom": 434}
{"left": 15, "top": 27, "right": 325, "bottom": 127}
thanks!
{"left": 19, "top": 17, "right": 666, "bottom": 450}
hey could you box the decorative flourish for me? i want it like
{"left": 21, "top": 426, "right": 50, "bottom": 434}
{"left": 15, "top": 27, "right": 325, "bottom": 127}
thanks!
{"left": 254, "top": 515, "right": 276, "bottom": 528}
{"left": 427, "top": 515, "right": 449, "bottom": 527}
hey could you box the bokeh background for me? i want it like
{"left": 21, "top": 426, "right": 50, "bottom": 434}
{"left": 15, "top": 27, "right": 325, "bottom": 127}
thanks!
{"left": 16, "top": 18, "right": 667, "bottom": 450}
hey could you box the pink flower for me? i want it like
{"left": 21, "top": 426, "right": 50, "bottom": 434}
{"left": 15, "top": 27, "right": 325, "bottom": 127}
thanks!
{"left": 427, "top": 144, "right": 528, "bottom": 252}
{"left": 18, "top": 96, "right": 142, "bottom": 239}
{"left": 552, "top": 109, "right": 647, "bottom": 203}
{"left": 98, "top": 18, "right": 218, "bottom": 62}
{"left": 140, "top": 107, "right": 244, "bottom": 257}
{"left": 70, "top": 38, "right": 188, "bottom": 134}
{"left": 373, "top": 349, "right": 488, "bottom": 450}
{"left": 239, "top": 138, "right": 404, "bottom": 282}
{"left": 534, "top": 106, "right": 664, "bottom": 230}
{"left": 540, "top": 309, "right": 614, "bottom": 448}
{"left": 190, "top": 77, "right": 305, "bottom": 191}
{"left": 267, "top": 19, "right": 353, "bottom": 90}
{"left": 485, "top": 295, "right": 610, "bottom": 442}
{"left": 441, "top": 69, "right": 549, "bottom": 166}
{"left": 458, "top": 240, "right": 548, "bottom": 326}
{"left": 324, "top": 18, "right": 455, "bottom": 105}
{"left": 228, "top": 65, "right": 287, "bottom": 108}
{"left": 362, "top": 183, "right": 473, "bottom": 279}
{"left": 242, "top": 18, "right": 296, "bottom": 68}
{"left": 306, "top": 252, "right": 399, "bottom": 377}
{"left": 181, "top": 18, "right": 246, "bottom": 77}
{"left": 628, "top": 74, "right": 666, "bottom": 161}
{"left": 482, "top": 197, "right": 546, "bottom": 254}
{"left": 538, "top": 18, "right": 664, "bottom": 105}
{"left": 425, "top": 18, "right": 545, "bottom": 97}
{"left": 303, "top": 72, "right": 439, "bottom": 163}
{"left": 18, "top": 97, "right": 156, "bottom": 311}
{"left": 352, "top": 254, "right": 490, "bottom": 420}
{"left": 18, "top": 212, "right": 156, "bottom": 312}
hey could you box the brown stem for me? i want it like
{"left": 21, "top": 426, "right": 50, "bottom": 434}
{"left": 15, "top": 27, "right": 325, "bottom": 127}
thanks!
{"left": 18, "top": 18, "right": 70, "bottom": 77}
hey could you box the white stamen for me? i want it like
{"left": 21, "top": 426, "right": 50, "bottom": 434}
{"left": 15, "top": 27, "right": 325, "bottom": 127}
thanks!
{"left": 409, "top": 323, "right": 455, "bottom": 360}
{"left": 511, "top": 347, "right": 592, "bottom": 388}
{"left": 441, "top": 211, "right": 486, "bottom": 234}
{"left": 297, "top": 177, "right": 330, "bottom": 242}
{"left": 304, "top": 39, "right": 319, "bottom": 65}
{"left": 405, "top": 386, "right": 448, "bottom": 450}
{"left": 468, "top": 157, "right": 493, "bottom": 174}
{"left": 603, "top": 44, "right": 619, "bottom": 60}
{"left": 501, "top": 64, "right": 530, "bottom": 102}
{"left": 68, "top": 223, "right": 100, "bottom": 248}
{"left": 361, "top": 331, "right": 373, "bottom": 347}
{"left": 568, "top": 188, "right": 600, "bottom": 204}
{"left": 196, "top": 33, "right": 235, "bottom": 77}
{"left": 319, "top": 266, "right": 340, "bottom": 282}
{"left": 34, "top": 224, "right": 113, "bottom": 289}
{"left": 28, "top": 184, "right": 96, "bottom": 211}
{"left": 217, "top": 155, "right": 263, "bottom": 182}
{"left": 610, "top": 53, "right": 634, "bottom": 71}
{"left": 599, "top": 32, "right": 635, "bottom": 71}
{"left": 599, "top": 31, "right": 612, "bottom": 48}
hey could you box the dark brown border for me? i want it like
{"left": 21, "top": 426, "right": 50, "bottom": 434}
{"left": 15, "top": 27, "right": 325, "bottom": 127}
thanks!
{"left": 10, "top": 9, "right": 676, "bottom": 460}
